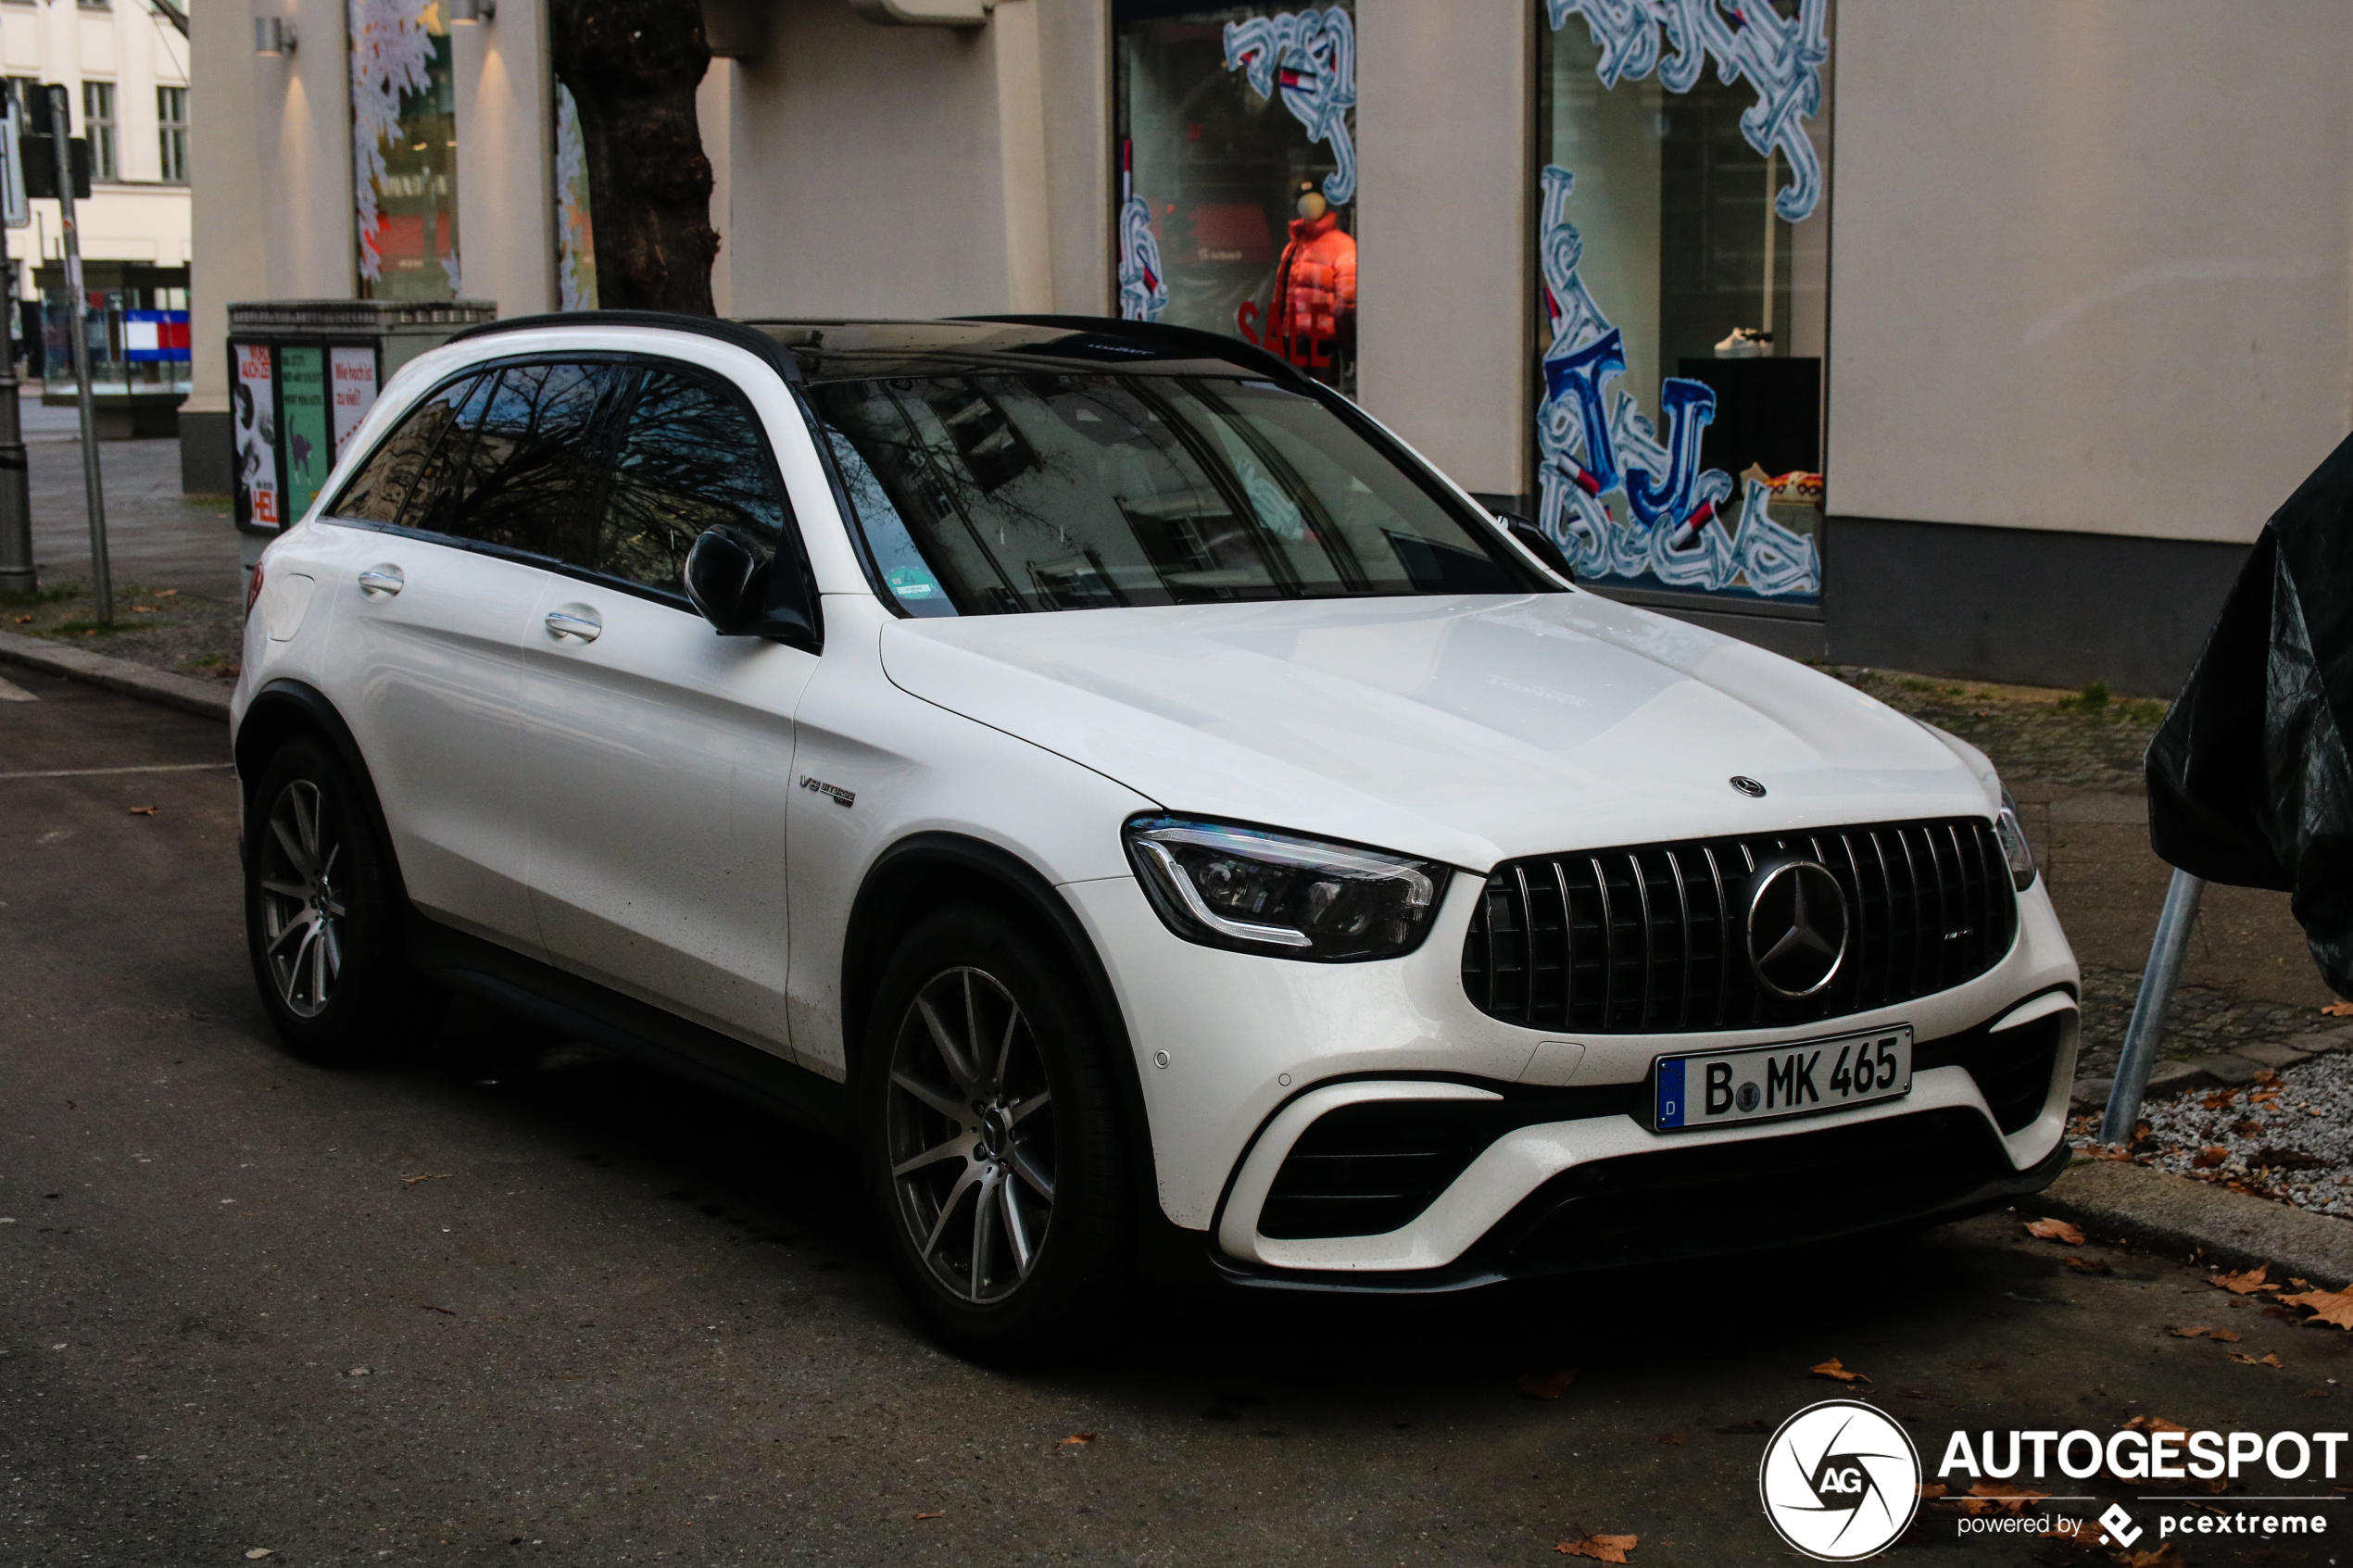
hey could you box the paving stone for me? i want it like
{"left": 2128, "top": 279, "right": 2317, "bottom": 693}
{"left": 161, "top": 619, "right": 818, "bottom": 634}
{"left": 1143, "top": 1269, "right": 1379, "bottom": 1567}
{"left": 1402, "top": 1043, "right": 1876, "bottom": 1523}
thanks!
{"left": 2233, "top": 1040, "right": 2315, "bottom": 1071}
{"left": 2185, "top": 1053, "right": 2263, "bottom": 1085}
{"left": 2284, "top": 1025, "right": 2353, "bottom": 1055}
{"left": 2144, "top": 1060, "right": 2211, "bottom": 1096}
{"left": 2070, "top": 1076, "right": 2113, "bottom": 1110}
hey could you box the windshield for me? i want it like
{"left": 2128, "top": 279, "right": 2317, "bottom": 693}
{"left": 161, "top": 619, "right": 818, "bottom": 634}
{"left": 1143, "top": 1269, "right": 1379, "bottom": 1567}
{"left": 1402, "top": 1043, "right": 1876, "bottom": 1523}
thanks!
{"left": 809, "top": 372, "right": 1534, "bottom": 616}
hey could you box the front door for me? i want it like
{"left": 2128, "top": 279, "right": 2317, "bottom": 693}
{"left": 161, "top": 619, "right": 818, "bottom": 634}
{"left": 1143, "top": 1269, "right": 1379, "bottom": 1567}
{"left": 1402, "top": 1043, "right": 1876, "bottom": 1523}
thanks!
{"left": 518, "top": 362, "right": 819, "bottom": 1059}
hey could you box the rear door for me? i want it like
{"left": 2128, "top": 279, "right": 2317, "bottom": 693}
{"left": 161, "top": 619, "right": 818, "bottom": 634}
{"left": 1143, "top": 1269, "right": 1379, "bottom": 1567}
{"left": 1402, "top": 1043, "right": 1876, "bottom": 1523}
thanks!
{"left": 316, "top": 368, "right": 554, "bottom": 950}
{"left": 518, "top": 360, "right": 820, "bottom": 1060}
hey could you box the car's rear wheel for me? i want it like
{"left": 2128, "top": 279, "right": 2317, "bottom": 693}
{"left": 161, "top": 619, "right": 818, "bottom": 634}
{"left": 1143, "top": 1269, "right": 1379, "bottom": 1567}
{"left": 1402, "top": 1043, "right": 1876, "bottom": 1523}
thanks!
{"left": 244, "top": 736, "right": 445, "bottom": 1064}
{"left": 860, "top": 905, "right": 1128, "bottom": 1364}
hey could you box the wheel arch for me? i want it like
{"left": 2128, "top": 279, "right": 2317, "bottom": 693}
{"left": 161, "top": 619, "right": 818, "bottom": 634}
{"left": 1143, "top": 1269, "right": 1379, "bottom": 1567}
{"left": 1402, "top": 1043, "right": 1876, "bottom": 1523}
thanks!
{"left": 233, "top": 679, "right": 411, "bottom": 907}
{"left": 843, "top": 832, "right": 1160, "bottom": 1212}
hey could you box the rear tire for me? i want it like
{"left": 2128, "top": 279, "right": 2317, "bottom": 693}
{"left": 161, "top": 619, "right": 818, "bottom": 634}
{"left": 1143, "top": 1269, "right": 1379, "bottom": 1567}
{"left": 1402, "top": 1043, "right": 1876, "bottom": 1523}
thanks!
{"left": 244, "top": 736, "right": 446, "bottom": 1065}
{"left": 859, "top": 904, "right": 1130, "bottom": 1366}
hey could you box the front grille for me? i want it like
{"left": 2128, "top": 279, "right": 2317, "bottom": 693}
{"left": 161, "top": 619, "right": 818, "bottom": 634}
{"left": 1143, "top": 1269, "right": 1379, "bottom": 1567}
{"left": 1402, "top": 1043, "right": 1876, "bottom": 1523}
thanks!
{"left": 1462, "top": 817, "right": 2018, "bottom": 1034}
{"left": 1480, "top": 1107, "right": 2020, "bottom": 1273}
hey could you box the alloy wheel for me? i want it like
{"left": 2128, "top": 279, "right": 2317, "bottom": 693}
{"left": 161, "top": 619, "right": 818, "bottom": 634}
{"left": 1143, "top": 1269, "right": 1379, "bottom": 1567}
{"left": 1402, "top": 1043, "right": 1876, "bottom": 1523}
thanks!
{"left": 256, "top": 778, "right": 346, "bottom": 1019}
{"left": 883, "top": 965, "right": 1058, "bottom": 1304}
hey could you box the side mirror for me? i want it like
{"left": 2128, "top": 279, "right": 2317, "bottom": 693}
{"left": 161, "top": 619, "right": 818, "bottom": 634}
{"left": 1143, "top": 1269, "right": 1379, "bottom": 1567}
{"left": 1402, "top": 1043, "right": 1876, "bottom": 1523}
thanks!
{"left": 1492, "top": 511, "right": 1576, "bottom": 583}
{"left": 684, "top": 527, "right": 772, "bottom": 634}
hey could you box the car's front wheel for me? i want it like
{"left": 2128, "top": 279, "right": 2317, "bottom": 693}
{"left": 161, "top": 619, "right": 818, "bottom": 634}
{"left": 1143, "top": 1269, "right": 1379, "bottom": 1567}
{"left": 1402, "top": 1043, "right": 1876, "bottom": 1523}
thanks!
{"left": 860, "top": 905, "right": 1129, "bottom": 1364}
{"left": 244, "top": 736, "right": 445, "bottom": 1065}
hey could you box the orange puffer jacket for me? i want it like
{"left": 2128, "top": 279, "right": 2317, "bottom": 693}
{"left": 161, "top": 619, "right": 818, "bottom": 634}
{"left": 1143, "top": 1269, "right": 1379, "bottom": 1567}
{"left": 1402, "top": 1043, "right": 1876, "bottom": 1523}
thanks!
{"left": 1272, "top": 212, "right": 1357, "bottom": 357}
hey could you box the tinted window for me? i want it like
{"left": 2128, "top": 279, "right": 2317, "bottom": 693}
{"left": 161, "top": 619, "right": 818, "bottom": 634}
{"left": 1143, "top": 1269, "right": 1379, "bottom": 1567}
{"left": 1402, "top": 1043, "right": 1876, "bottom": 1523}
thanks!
{"left": 440, "top": 361, "right": 617, "bottom": 564}
{"left": 329, "top": 373, "right": 478, "bottom": 524}
{"left": 811, "top": 372, "right": 1527, "bottom": 616}
{"left": 598, "top": 369, "right": 788, "bottom": 596}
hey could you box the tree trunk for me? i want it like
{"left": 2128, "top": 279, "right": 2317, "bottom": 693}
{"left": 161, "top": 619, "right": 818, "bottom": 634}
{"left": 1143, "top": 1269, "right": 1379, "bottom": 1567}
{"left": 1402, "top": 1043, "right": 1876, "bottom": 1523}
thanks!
{"left": 550, "top": 0, "right": 719, "bottom": 314}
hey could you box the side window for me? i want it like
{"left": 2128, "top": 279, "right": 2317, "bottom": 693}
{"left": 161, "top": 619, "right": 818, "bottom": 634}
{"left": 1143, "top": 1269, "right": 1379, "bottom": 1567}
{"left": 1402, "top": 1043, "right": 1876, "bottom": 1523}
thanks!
{"left": 327, "top": 373, "right": 478, "bottom": 524}
{"left": 442, "top": 361, "right": 618, "bottom": 565}
{"left": 597, "top": 368, "right": 789, "bottom": 596}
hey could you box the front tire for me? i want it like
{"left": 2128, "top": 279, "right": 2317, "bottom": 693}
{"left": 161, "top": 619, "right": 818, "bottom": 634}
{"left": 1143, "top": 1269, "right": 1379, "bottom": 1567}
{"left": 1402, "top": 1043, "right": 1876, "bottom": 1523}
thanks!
{"left": 859, "top": 905, "right": 1129, "bottom": 1365}
{"left": 244, "top": 736, "right": 446, "bottom": 1065}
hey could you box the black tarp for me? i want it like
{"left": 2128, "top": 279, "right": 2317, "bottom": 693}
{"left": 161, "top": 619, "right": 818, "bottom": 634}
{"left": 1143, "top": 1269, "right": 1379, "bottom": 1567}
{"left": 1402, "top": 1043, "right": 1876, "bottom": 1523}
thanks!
{"left": 2147, "top": 431, "right": 2353, "bottom": 997}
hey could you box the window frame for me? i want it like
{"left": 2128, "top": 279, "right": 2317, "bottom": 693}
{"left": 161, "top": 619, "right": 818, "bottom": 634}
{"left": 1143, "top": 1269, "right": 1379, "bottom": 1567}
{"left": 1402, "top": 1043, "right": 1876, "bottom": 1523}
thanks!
{"left": 323, "top": 351, "right": 824, "bottom": 646}
{"left": 157, "top": 85, "right": 187, "bottom": 185}
{"left": 80, "top": 81, "right": 115, "bottom": 182}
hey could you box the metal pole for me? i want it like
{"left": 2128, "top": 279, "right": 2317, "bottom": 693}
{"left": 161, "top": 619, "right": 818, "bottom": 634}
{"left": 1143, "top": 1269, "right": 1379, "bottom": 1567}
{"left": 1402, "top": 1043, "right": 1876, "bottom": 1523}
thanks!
{"left": 0, "top": 238, "right": 29, "bottom": 595}
{"left": 2100, "top": 867, "right": 2208, "bottom": 1145}
{"left": 50, "top": 85, "right": 106, "bottom": 624}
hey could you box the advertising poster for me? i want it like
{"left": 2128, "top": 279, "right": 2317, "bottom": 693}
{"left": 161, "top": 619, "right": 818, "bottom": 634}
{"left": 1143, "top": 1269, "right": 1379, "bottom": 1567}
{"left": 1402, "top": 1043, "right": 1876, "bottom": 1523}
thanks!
{"left": 233, "top": 341, "right": 280, "bottom": 533}
{"left": 328, "top": 344, "right": 378, "bottom": 462}
{"left": 277, "top": 345, "right": 331, "bottom": 524}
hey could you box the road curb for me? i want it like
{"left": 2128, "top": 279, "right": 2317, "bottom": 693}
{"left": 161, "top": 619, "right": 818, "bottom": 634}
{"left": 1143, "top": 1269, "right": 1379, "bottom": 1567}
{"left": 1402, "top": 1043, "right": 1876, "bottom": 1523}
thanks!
{"left": 0, "top": 628, "right": 232, "bottom": 722}
{"left": 2038, "top": 1156, "right": 2353, "bottom": 1289}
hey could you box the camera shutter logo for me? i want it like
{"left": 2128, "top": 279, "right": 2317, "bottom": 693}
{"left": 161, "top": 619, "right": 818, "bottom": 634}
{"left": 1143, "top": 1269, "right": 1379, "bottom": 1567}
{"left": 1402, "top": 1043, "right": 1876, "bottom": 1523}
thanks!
{"left": 1757, "top": 1399, "right": 1919, "bottom": 1561}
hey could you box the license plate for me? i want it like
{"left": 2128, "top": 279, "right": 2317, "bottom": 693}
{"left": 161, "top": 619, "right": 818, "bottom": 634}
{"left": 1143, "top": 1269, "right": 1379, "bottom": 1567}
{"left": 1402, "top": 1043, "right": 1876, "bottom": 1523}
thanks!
{"left": 1653, "top": 1026, "right": 1913, "bottom": 1133}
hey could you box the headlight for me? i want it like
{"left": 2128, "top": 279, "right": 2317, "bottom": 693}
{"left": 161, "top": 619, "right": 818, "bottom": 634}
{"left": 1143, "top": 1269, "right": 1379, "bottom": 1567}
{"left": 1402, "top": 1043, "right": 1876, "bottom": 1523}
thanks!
{"left": 1994, "top": 789, "right": 2036, "bottom": 890}
{"left": 1123, "top": 816, "right": 1450, "bottom": 961}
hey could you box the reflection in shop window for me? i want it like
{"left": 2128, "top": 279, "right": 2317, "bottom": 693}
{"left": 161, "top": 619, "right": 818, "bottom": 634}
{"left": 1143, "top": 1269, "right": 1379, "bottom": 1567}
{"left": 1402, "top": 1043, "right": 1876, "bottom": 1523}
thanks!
{"left": 1114, "top": 3, "right": 1358, "bottom": 395}
{"left": 1534, "top": 0, "right": 1829, "bottom": 604}
{"left": 350, "top": 0, "right": 460, "bottom": 300}
{"left": 554, "top": 83, "right": 597, "bottom": 310}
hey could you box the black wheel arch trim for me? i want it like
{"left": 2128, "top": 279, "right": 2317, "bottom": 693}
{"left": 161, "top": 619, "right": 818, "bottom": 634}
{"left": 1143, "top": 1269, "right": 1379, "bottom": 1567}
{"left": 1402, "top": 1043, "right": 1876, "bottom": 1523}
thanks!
{"left": 843, "top": 830, "right": 1162, "bottom": 1235}
{"left": 233, "top": 679, "right": 413, "bottom": 907}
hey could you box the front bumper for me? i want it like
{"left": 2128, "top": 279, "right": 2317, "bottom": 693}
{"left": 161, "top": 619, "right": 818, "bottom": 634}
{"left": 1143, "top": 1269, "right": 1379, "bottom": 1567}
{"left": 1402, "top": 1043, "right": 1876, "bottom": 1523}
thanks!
{"left": 1063, "top": 862, "right": 2079, "bottom": 1284}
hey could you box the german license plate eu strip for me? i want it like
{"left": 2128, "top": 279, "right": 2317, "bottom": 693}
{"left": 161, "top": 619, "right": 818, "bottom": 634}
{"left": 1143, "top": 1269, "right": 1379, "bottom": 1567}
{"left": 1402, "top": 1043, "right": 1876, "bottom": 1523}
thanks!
{"left": 1654, "top": 1025, "right": 1914, "bottom": 1133}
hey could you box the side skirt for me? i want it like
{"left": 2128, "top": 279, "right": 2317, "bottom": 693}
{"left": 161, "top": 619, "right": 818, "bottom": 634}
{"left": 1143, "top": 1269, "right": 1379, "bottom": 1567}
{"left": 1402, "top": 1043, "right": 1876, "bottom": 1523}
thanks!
{"left": 406, "top": 914, "right": 852, "bottom": 1141}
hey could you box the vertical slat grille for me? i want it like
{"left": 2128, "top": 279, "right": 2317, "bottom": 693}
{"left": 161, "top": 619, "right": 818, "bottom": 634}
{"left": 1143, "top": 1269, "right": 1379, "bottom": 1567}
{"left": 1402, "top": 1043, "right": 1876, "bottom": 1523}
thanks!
{"left": 1461, "top": 817, "right": 2020, "bottom": 1034}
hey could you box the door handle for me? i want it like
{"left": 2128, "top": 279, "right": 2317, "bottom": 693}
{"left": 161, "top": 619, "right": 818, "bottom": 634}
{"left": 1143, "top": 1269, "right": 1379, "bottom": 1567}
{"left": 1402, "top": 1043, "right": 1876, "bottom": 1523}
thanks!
{"left": 544, "top": 607, "right": 602, "bottom": 644}
{"left": 358, "top": 566, "right": 404, "bottom": 597}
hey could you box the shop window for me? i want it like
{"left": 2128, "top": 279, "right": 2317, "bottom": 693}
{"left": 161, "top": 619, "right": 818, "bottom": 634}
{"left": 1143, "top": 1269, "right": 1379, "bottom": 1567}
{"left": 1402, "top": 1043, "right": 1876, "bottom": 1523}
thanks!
{"left": 1533, "top": 0, "right": 1829, "bottom": 605}
{"left": 554, "top": 82, "right": 596, "bottom": 309}
{"left": 1113, "top": 2, "right": 1358, "bottom": 395}
{"left": 81, "top": 82, "right": 115, "bottom": 182}
{"left": 350, "top": 0, "right": 460, "bottom": 301}
{"left": 157, "top": 86, "right": 186, "bottom": 184}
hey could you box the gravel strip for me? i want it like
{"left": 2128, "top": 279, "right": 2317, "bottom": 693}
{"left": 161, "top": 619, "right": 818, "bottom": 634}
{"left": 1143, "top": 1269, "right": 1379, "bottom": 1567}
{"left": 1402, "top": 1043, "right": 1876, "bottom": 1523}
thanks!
{"left": 2072, "top": 1054, "right": 2353, "bottom": 1216}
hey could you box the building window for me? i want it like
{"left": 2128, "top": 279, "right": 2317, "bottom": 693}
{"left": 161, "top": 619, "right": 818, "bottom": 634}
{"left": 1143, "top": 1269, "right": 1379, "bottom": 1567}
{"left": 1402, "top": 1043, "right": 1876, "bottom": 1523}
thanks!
{"left": 81, "top": 82, "right": 115, "bottom": 181}
{"left": 157, "top": 85, "right": 186, "bottom": 183}
{"left": 1532, "top": 0, "right": 1831, "bottom": 605}
{"left": 349, "top": 0, "right": 460, "bottom": 300}
{"left": 1112, "top": 2, "right": 1359, "bottom": 395}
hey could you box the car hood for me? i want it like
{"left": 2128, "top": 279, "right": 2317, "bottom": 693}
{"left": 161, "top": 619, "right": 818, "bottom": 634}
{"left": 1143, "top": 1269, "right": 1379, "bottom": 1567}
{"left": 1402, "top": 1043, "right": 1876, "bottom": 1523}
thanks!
{"left": 877, "top": 593, "right": 1996, "bottom": 872}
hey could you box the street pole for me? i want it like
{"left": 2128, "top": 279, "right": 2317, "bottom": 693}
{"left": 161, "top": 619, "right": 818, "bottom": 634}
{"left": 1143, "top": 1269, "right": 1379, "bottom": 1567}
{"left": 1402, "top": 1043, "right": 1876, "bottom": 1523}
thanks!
{"left": 2100, "top": 867, "right": 2208, "bottom": 1146}
{"left": 50, "top": 83, "right": 107, "bottom": 624}
{"left": 0, "top": 100, "right": 32, "bottom": 596}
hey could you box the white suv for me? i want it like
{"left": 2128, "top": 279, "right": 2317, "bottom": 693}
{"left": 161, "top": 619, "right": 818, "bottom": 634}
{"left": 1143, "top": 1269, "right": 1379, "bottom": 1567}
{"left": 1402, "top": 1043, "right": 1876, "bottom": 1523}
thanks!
{"left": 233, "top": 313, "right": 2079, "bottom": 1361}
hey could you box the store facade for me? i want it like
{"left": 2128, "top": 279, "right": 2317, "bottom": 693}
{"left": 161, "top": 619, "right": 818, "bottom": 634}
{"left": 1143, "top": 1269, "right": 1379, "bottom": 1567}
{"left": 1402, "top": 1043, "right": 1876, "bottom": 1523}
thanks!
{"left": 191, "top": 0, "right": 2353, "bottom": 694}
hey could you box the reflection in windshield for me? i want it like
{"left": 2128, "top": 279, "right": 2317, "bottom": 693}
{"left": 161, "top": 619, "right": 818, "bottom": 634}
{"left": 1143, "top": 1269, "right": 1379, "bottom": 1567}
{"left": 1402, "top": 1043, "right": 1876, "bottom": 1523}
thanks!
{"left": 811, "top": 373, "right": 1528, "bottom": 617}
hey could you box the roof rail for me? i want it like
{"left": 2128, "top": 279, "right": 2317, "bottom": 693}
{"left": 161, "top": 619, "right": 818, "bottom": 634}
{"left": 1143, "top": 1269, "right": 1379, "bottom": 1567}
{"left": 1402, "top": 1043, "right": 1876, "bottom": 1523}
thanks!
{"left": 443, "top": 309, "right": 800, "bottom": 381}
{"left": 958, "top": 313, "right": 1318, "bottom": 392}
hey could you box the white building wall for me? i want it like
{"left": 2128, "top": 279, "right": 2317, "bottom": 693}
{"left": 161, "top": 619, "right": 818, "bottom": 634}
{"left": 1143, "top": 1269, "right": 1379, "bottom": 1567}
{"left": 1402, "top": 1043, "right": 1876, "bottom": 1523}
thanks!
{"left": 1827, "top": 0, "right": 2353, "bottom": 546}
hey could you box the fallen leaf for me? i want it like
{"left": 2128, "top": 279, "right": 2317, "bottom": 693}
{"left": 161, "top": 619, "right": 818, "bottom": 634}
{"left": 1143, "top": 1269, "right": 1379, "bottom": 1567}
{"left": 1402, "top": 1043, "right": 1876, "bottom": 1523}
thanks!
{"left": 1958, "top": 1359, "right": 1997, "bottom": 1372}
{"left": 2307, "top": 1387, "right": 2333, "bottom": 1398}
{"left": 2283, "top": 1285, "right": 2353, "bottom": 1328}
{"left": 2203, "top": 1089, "right": 2240, "bottom": 1110}
{"left": 2226, "top": 1350, "right": 2284, "bottom": 1367}
{"left": 2210, "top": 1263, "right": 2280, "bottom": 1294}
{"left": 1056, "top": 1433, "right": 1096, "bottom": 1447}
{"left": 1917, "top": 1483, "right": 1947, "bottom": 1499}
{"left": 401, "top": 1172, "right": 452, "bottom": 1185}
{"left": 1555, "top": 1535, "right": 1637, "bottom": 1562}
{"left": 2255, "top": 1069, "right": 2283, "bottom": 1085}
{"left": 1654, "top": 1431, "right": 1683, "bottom": 1446}
{"left": 2124, "top": 1415, "right": 2190, "bottom": 1434}
{"left": 345, "top": 1366, "right": 370, "bottom": 1377}
{"left": 130, "top": 604, "right": 157, "bottom": 614}
{"left": 245, "top": 1553, "right": 273, "bottom": 1562}
{"left": 2170, "top": 1325, "right": 2240, "bottom": 1341}
{"left": 1951, "top": 1480, "right": 2048, "bottom": 1515}
{"left": 10, "top": 614, "right": 30, "bottom": 623}
{"left": 419, "top": 1304, "right": 455, "bottom": 1316}
{"left": 912, "top": 1512, "right": 942, "bottom": 1520}
{"left": 154, "top": 588, "right": 178, "bottom": 597}
{"left": 2323, "top": 1001, "right": 2353, "bottom": 1018}
{"left": 2193, "top": 1147, "right": 2229, "bottom": 1169}
{"left": 2063, "top": 1256, "right": 2111, "bottom": 1274}
{"left": 2117, "top": 1548, "right": 2185, "bottom": 1567}
{"left": 2025, "top": 1217, "right": 2084, "bottom": 1245}
{"left": 127, "top": 806, "right": 157, "bottom": 816}
{"left": 1518, "top": 1369, "right": 1578, "bottom": 1400}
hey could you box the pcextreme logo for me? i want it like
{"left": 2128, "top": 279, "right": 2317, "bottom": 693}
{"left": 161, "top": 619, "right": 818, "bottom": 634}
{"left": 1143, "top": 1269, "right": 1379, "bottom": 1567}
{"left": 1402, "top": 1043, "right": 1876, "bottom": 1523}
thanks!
{"left": 1758, "top": 1400, "right": 1922, "bottom": 1561}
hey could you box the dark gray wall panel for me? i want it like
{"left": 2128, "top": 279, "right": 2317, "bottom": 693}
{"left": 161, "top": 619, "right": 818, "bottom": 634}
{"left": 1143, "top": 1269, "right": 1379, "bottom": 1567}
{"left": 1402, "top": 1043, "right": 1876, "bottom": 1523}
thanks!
{"left": 1825, "top": 515, "right": 2246, "bottom": 698}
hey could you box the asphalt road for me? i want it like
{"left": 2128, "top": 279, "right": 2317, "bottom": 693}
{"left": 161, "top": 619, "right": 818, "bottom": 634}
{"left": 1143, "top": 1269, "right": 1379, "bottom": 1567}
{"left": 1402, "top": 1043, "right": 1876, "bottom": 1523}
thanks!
{"left": 5, "top": 676, "right": 2352, "bottom": 1568}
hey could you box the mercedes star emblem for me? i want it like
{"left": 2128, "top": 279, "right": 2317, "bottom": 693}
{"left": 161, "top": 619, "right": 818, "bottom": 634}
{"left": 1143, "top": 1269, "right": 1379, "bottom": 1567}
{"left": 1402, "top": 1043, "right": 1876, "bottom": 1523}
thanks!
{"left": 1746, "top": 859, "right": 1850, "bottom": 998}
{"left": 1730, "top": 776, "right": 1768, "bottom": 797}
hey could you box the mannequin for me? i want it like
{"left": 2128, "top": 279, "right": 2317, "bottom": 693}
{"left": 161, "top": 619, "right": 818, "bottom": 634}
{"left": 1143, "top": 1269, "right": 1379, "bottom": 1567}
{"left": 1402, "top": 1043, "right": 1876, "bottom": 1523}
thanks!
{"left": 1270, "top": 180, "right": 1356, "bottom": 379}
